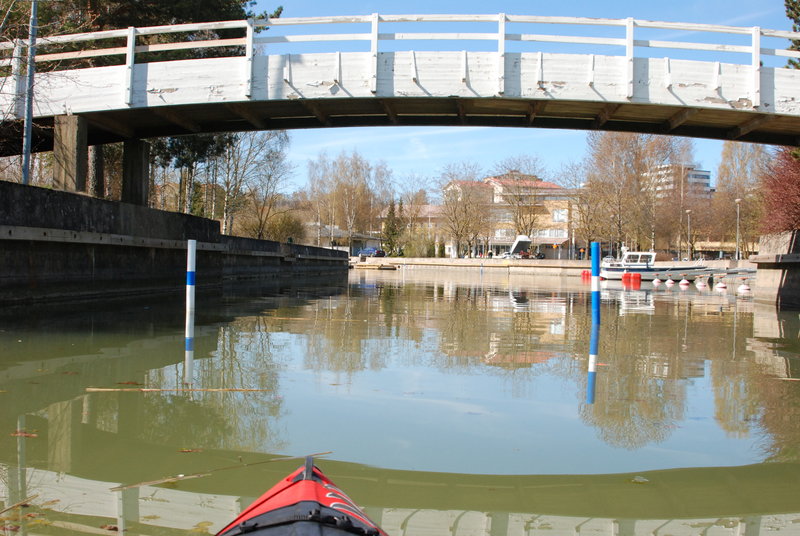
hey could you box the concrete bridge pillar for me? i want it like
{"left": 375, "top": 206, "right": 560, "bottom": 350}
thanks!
{"left": 53, "top": 115, "right": 149, "bottom": 205}
{"left": 53, "top": 114, "right": 88, "bottom": 192}
{"left": 122, "top": 139, "right": 150, "bottom": 206}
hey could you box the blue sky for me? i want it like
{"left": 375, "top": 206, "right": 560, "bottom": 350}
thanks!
{"left": 253, "top": 1, "right": 792, "bottom": 191}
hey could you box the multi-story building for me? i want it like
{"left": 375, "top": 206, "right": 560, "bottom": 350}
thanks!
{"left": 650, "top": 163, "right": 713, "bottom": 199}
{"left": 482, "top": 171, "right": 571, "bottom": 257}
{"left": 440, "top": 171, "right": 571, "bottom": 258}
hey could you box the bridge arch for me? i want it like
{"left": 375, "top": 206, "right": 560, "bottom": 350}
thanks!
{"left": 1, "top": 14, "right": 799, "bottom": 197}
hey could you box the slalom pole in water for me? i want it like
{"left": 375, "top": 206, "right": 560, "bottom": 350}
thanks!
{"left": 587, "top": 322, "right": 599, "bottom": 404}
{"left": 591, "top": 242, "right": 600, "bottom": 324}
{"left": 184, "top": 240, "right": 196, "bottom": 385}
{"left": 587, "top": 241, "right": 601, "bottom": 404}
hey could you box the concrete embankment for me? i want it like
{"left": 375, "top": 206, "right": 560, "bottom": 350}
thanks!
{"left": 0, "top": 181, "right": 347, "bottom": 304}
{"left": 352, "top": 256, "right": 590, "bottom": 275}
{"left": 351, "top": 256, "right": 749, "bottom": 277}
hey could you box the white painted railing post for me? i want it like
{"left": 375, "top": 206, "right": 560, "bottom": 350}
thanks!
{"left": 751, "top": 26, "right": 761, "bottom": 108}
{"left": 625, "top": 17, "right": 634, "bottom": 99}
{"left": 244, "top": 17, "right": 254, "bottom": 98}
{"left": 283, "top": 54, "right": 292, "bottom": 84}
{"left": 11, "top": 40, "right": 25, "bottom": 119}
{"left": 536, "top": 51, "right": 545, "bottom": 89}
{"left": 497, "top": 13, "right": 506, "bottom": 95}
{"left": 124, "top": 26, "right": 136, "bottom": 106}
{"left": 370, "top": 13, "right": 379, "bottom": 94}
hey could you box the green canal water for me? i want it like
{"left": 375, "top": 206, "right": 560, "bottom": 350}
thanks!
{"left": 2, "top": 268, "right": 800, "bottom": 535}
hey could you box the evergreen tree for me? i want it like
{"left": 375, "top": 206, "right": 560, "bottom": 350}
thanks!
{"left": 383, "top": 200, "right": 402, "bottom": 255}
{"left": 151, "top": 133, "right": 236, "bottom": 214}
{"left": 788, "top": 0, "right": 800, "bottom": 69}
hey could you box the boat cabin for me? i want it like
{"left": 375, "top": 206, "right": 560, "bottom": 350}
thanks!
{"left": 621, "top": 252, "right": 656, "bottom": 265}
{"left": 602, "top": 251, "right": 657, "bottom": 267}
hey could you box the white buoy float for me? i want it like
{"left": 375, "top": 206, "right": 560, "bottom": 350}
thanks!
{"left": 715, "top": 279, "right": 728, "bottom": 291}
{"left": 665, "top": 275, "right": 675, "bottom": 286}
{"left": 679, "top": 274, "right": 690, "bottom": 287}
{"left": 737, "top": 278, "right": 751, "bottom": 294}
{"left": 652, "top": 273, "right": 662, "bottom": 286}
{"left": 695, "top": 276, "right": 708, "bottom": 289}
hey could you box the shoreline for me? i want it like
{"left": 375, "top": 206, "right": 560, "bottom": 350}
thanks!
{"left": 351, "top": 256, "right": 752, "bottom": 277}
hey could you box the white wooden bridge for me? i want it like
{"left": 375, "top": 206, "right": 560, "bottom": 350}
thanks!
{"left": 1, "top": 14, "right": 799, "bottom": 197}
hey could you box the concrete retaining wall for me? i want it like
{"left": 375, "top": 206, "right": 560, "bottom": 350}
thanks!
{"left": 751, "top": 231, "right": 800, "bottom": 309}
{"left": 0, "top": 181, "right": 347, "bottom": 304}
{"left": 351, "top": 256, "right": 749, "bottom": 276}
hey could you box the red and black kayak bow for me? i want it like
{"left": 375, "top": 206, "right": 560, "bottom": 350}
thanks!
{"left": 216, "top": 457, "right": 388, "bottom": 536}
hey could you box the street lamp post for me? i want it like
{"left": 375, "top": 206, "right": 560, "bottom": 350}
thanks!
{"left": 21, "top": 0, "right": 39, "bottom": 186}
{"left": 735, "top": 198, "right": 742, "bottom": 261}
{"left": 685, "top": 209, "right": 692, "bottom": 260}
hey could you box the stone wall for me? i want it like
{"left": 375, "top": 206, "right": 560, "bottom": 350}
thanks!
{"left": 751, "top": 231, "right": 800, "bottom": 309}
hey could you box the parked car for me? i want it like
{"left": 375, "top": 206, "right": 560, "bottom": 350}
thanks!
{"left": 357, "top": 247, "right": 378, "bottom": 256}
{"left": 372, "top": 250, "right": 386, "bottom": 257}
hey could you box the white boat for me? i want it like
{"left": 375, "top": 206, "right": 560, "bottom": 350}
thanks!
{"left": 600, "top": 251, "right": 709, "bottom": 281}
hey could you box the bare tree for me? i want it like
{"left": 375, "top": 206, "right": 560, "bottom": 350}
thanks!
{"left": 216, "top": 130, "right": 289, "bottom": 235}
{"left": 712, "top": 141, "right": 769, "bottom": 256}
{"left": 585, "top": 132, "right": 693, "bottom": 256}
{"left": 438, "top": 162, "right": 490, "bottom": 257}
{"left": 397, "top": 173, "right": 431, "bottom": 232}
{"left": 558, "top": 160, "right": 608, "bottom": 253}
{"left": 490, "top": 154, "right": 548, "bottom": 178}
{"left": 336, "top": 152, "right": 370, "bottom": 248}
{"left": 307, "top": 151, "right": 393, "bottom": 250}
{"left": 240, "top": 132, "right": 293, "bottom": 240}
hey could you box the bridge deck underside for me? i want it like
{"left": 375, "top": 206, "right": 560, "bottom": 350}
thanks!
{"left": 2, "top": 49, "right": 799, "bottom": 154}
{"left": 1, "top": 96, "right": 798, "bottom": 156}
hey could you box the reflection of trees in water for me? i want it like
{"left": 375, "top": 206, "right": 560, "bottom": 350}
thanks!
{"left": 580, "top": 374, "right": 684, "bottom": 449}
{"left": 301, "top": 295, "right": 387, "bottom": 378}
{"left": 144, "top": 315, "right": 287, "bottom": 453}
{"left": 197, "top": 278, "right": 800, "bottom": 457}
{"left": 710, "top": 358, "right": 761, "bottom": 439}
{"left": 576, "top": 300, "right": 692, "bottom": 449}
{"left": 138, "top": 394, "right": 234, "bottom": 448}
{"left": 759, "top": 378, "right": 800, "bottom": 462}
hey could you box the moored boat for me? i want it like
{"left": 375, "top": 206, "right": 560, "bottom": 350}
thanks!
{"left": 600, "top": 251, "right": 709, "bottom": 282}
{"left": 217, "top": 457, "right": 388, "bottom": 536}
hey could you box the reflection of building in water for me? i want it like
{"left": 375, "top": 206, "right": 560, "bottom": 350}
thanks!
{"left": 479, "top": 291, "right": 568, "bottom": 366}
{"left": 635, "top": 354, "right": 705, "bottom": 380}
{"left": 748, "top": 305, "right": 800, "bottom": 380}
{"left": 619, "top": 290, "right": 655, "bottom": 316}
{"left": 484, "top": 349, "right": 559, "bottom": 367}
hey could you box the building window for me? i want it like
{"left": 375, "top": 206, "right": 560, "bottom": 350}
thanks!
{"left": 552, "top": 209, "right": 567, "bottom": 223}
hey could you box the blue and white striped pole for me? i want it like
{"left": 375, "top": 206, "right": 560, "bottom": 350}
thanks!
{"left": 591, "top": 241, "right": 601, "bottom": 325}
{"left": 587, "top": 241, "right": 601, "bottom": 404}
{"left": 184, "top": 240, "right": 196, "bottom": 385}
{"left": 587, "top": 322, "right": 599, "bottom": 404}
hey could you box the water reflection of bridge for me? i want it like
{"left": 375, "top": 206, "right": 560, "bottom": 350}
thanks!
{"left": 3, "top": 459, "right": 800, "bottom": 536}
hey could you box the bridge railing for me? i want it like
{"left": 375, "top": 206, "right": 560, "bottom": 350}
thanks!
{"left": 2, "top": 14, "right": 798, "bottom": 64}
{"left": 1, "top": 14, "right": 799, "bottom": 104}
